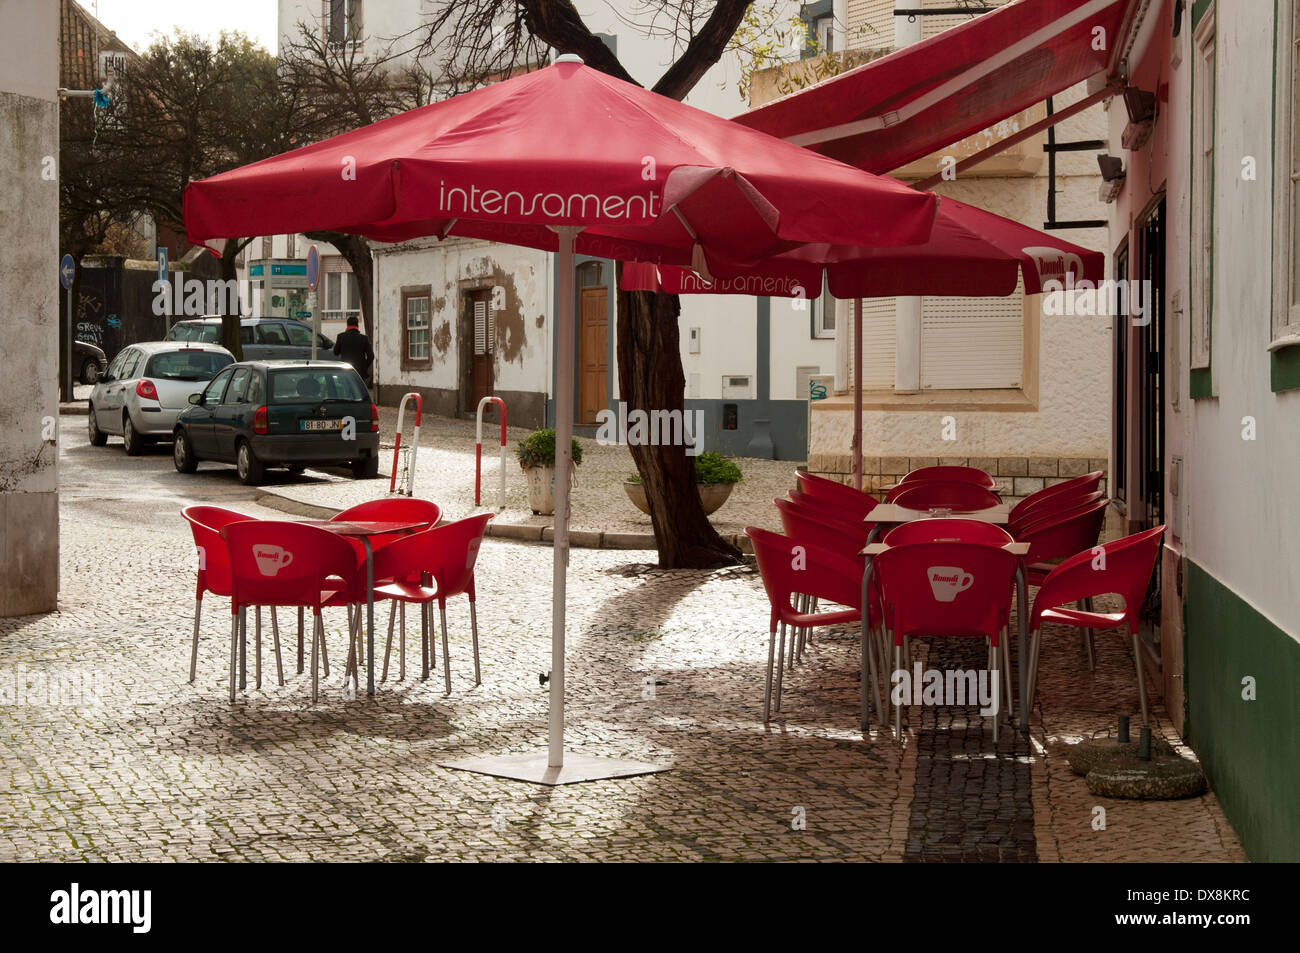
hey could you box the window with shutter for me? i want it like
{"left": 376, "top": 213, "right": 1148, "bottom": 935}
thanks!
{"left": 848, "top": 289, "right": 1023, "bottom": 391}
{"left": 855, "top": 297, "right": 897, "bottom": 390}
{"left": 920, "top": 280, "right": 1025, "bottom": 389}
{"left": 473, "top": 298, "right": 492, "bottom": 356}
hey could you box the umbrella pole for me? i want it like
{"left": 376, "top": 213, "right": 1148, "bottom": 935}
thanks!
{"left": 853, "top": 297, "right": 863, "bottom": 492}
{"left": 437, "top": 228, "right": 667, "bottom": 785}
{"left": 549, "top": 227, "right": 579, "bottom": 769}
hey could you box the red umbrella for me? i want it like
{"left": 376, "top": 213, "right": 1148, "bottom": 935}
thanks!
{"left": 184, "top": 59, "right": 936, "bottom": 270}
{"left": 620, "top": 195, "right": 1103, "bottom": 298}
{"left": 183, "top": 55, "right": 938, "bottom": 783}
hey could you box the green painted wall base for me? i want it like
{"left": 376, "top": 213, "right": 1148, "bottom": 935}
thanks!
{"left": 1185, "top": 561, "right": 1300, "bottom": 861}
{"left": 1270, "top": 345, "right": 1300, "bottom": 392}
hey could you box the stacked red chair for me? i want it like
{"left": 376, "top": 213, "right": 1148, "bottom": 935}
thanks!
{"left": 1026, "top": 526, "right": 1166, "bottom": 727}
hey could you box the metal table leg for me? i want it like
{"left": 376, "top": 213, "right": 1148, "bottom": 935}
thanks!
{"left": 859, "top": 523, "right": 883, "bottom": 731}
{"left": 364, "top": 536, "right": 375, "bottom": 697}
{"left": 1016, "top": 564, "right": 1029, "bottom": 733}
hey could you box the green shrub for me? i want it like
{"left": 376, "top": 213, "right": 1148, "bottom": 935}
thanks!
{"left": 694, "top": 451, "right": 742, "bottom": 485}
{"left": 516, "top": 429, "right": 583, "bottom": 470}
{"left": 624, "top": 452, "right": 742, "bottom": 485}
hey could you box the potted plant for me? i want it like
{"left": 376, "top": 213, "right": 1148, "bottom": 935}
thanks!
{"left": 623, "top": 451, "right": 743, "bottom": 516}
{"left": 517, "top": 428, "right": 583, "bottom": 515}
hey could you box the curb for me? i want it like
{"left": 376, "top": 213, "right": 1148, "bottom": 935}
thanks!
{"left": 252, "top": 487, "right": 754, "bottom": 553}
{"left": 59, "top": 402, "right": 89, "bottom": 417}
{"left": 252, "top": 489, "right": 345, "bottom": 521}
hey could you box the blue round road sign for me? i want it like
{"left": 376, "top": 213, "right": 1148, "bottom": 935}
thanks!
{"left": 306, "top": 245, "right": 320, "bottom": 291}
{"left": 60, "top": 254, "right": 75, "bottom": 290}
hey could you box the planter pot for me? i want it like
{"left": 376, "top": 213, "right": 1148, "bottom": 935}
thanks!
{"left": 623, "top": 480, "right": 734, "bottom": 516}
{"left": 527, "top": 465, "right": 556, "bottom": 515}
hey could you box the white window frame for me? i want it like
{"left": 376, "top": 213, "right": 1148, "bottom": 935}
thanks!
{"left": 1273, "top": 0, "right": 1300, "bottom": 348}
{"left": 405, "top": 294, "right": 430, "bottom": 362}
{"left": 810, "top": 277, "right": 835, "bottom": 339}
{"left": 1190, "top": 7, "right": 1215, "bottom": 368}
{"left": 322, "top": 268, "right": 361, "bottom": 325}
{"left": 325, "top": 0, "right": 364, "bottom": 49}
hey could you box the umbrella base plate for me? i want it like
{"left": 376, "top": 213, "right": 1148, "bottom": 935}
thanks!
{"left": 438, "top": 751, "right": 669, "bottom": 786}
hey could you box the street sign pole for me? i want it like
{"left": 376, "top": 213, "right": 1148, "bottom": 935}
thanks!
{"left": 65, "top": 285, "right": 72, "bottom": 400}
{"left": 306, "top": 245, "right": 320, "bottom": 361}
{"left": 60, "top": 254, "right": 75, "bottom": 401}
{"left": 157, "top": 246, "right": 169, "bottom": 326}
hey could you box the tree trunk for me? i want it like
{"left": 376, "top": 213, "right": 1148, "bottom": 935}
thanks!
{"left": 616, "top": 272, "right": 742, "bottom": 569}
{"left": 217, "top": 241, "right": 244, "bottom": 361}
{"left": 305, "top": 231, "right": 374, "bottom": 342}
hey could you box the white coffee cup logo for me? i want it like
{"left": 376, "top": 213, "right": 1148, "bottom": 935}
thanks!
{"left": 928, "top": 566, "right": 974, "bottom": 602}
{"left": 254, "top": 545, "right": 294, "bottom": 577}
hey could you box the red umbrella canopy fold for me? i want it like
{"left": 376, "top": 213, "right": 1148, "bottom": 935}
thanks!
{"left": 183, "top": 57, "right": 938, "bottom": 269}
{"left": 620, "top": 195, "right": 1104, "bottom": 299}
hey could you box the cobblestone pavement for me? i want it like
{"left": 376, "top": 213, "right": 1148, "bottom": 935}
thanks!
{"left": 0, "top": 416, "right": 1246, "bottom": 862}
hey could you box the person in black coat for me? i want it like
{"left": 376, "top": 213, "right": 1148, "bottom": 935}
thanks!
{"left": 333, "top": 316, "right": 374, "bottom": 386}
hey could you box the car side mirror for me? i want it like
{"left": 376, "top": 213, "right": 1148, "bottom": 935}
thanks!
{"left": 188, "top": 392, "right": 203, "bottom": 405}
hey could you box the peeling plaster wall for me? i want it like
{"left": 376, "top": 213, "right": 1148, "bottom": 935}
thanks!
{"left": 372, "top": 237, "right": 550, "bottom": 425}
{"left": 0, "top": 0, "right": 59, "bottom": 615}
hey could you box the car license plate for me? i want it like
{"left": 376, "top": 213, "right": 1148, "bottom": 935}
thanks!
{"left": 300, "top": 419, "right": 343, "bottom": 431}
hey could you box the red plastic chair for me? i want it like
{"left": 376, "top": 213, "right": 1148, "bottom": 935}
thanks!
{"left": 794, "top": 470, "right": 877, "bottom": 519}
{"left": 872, "top": 541, "right": 1019, "bottom": 742}
{"left": 372, "top": 513, "right": 493, "bottom": 693}
{"left": 899, "top": 465, "right": 997, "bottom": 489}
{"left": 882, "top": 518, "right": 1013, "bottom": 547}
{"left": 222, "top": 521, "right": 363, "bottom": 703}
{"left": 332, "top": 498, "right": 442, "bottom": 553}
{"left": 1010, "top": 489, "right": 1105, "bottom": 538}
{"left": 888, "top": 481, "right": 1002, "bottom": 512}
{"left": 774, "top": 498, "right": 883, "bottom": 667}
{"left": 784, "top": 490, "right": 873, "bottom": 543}
{"left": 1026, "top": 526, "right": 1166, "bottom": 727}
{"left": 1016, "top": 497, "right": 1110, "bottom": 585}
{"left": 746, "top": 526, "right": 881, "bottom": 723}
{"left": 882, "top": 520, "right": 1016, "bottom": 637}
{"left": 182, "top": 505, "right": 258, "bottom": 684}
{"left": 1008, "top": 471, "right": 1103, "bottom": 525}
{"left": 331, "top": 499, "right": 441, "bottom": 678}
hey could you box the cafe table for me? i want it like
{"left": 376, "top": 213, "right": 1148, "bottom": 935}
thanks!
{"left": 857, "top": 504, "right": 1031, "bottom": 734}
{"left": 299, "top": 519, "right": 430, "bottom": 697}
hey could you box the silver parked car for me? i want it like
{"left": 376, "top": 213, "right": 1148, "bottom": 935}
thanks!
{"left": 88, "top": 341, "right": 235, "bottom": 455}
{"left": 164, "top": 316, "right": 333, "bottom": 361}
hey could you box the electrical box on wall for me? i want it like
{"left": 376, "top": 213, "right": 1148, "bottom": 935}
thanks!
{"left": 721, "top": 375, "right": 752, "bottom": 399}
{"left": 688, "top": 327, "right": 700, "bottom": 353}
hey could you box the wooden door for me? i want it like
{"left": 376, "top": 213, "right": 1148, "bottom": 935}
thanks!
{"left": 578, "top": 287, "right": 608, "bottom": 424}
{"left": 469, "top": 290, "right": 492, "bottom": 407}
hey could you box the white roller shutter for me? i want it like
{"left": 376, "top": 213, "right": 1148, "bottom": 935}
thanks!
{"left": 920, "top": 280, "right": 1024, "bottom": 389}
{"left": 855, "top": 297, "right": 896, "bottom": 389}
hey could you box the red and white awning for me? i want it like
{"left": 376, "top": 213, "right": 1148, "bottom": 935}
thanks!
{"left": 734, "top": 0, "right": 1138, "bottom": 175}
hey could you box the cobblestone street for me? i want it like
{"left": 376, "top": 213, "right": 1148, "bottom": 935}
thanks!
{"left": 0, "top": 417, "right": 1246, "bottom": 862}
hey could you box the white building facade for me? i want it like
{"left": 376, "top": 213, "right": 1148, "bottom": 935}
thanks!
{"left": 277, "top": 0, "right": 825, "bottom": 443}
{"left": 791, "top": 0, "right": 1114, "bottom": 499}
